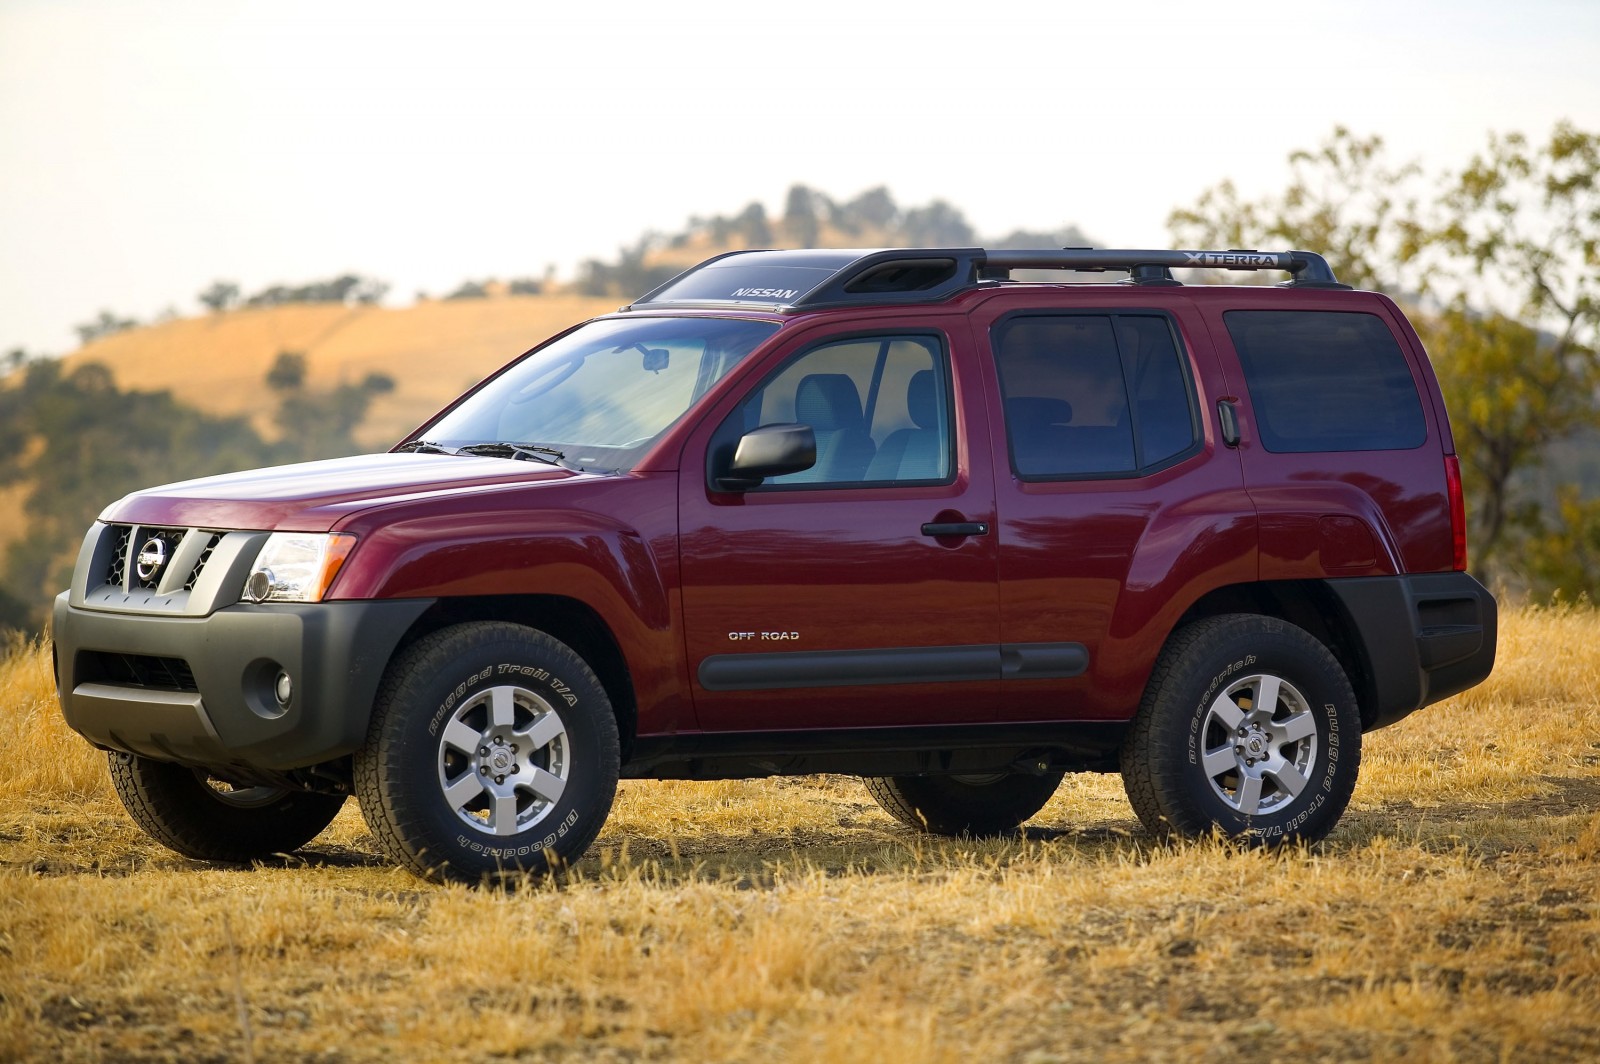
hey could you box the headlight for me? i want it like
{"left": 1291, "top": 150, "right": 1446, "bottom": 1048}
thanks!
{"left": 242, "top": 533, "right": 357, "bottom": 603}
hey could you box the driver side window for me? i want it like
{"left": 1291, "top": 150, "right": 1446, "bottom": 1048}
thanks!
{"left": 725, "top": 334, "right": 952, "bottom": 488}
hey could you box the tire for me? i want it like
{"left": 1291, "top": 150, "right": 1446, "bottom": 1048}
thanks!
{"left": 354, "top": 622, "right": 620, "bottom": 884}
{"left": 1121, "top": 613, "right": 1361, "bottom": 845}
{"left": 863, "top": 770, "right": 1065, "bottom": 836}
{"left": 108, "top": 752, "right": 345, "bottom": 862}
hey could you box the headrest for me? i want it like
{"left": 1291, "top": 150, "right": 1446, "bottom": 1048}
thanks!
{"left": 1006, "top": 396, "right": 1073, "bottom": 429}
{"left": 795, "top": 373, "right": 865, "bottom": 433}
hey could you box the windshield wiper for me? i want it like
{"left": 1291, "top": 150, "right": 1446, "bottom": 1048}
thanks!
{"left": 457, "top": 442, "right": 566, "bottom": 466}
{"left": 395, "top": 439, "right": 459, "bottom": 455}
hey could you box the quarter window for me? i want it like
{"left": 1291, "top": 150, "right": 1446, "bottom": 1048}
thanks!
{"left": 1224, "top": 310, "right": 1427, "bottom": 453}
{"left": 993, "top": 314, "right": 1198, "bottom": 478}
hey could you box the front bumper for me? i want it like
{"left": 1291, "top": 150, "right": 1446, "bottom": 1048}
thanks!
{"left": 53, "top": 593, "right": 433, "bottom": 769}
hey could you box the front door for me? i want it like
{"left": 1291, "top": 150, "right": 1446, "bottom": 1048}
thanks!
{"left": 678, "top": 320, "right": 1001, "bottom": 732}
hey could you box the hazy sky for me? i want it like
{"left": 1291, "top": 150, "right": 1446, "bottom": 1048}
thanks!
{"left": 2, "top": 0, "right": 1597, "bottom": 355}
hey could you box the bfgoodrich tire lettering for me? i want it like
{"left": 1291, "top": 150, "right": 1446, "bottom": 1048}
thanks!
{"left": 355, "top": 622, "right": 620, "bottom": 883}
{"left": 108, "top": 752, "right": 345, "bottom": 862}
{"left": 1121, "top": 614, "right": 1361, "bottom": 844}
{"left": 864, "top": 770, "right": 1064, "bottom": 836}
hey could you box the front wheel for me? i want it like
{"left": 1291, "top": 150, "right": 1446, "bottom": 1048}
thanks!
{"left": 108, "top": 753, "right": 345, "bottom": 862}
{"left": 864, "top": 770, "right": 1064, "bottom": 836}
{"left": 1121, "top": 614, "right": 1362, "bottom": 845}
{"left": 355, "top": 622, "right": 620, "bottom": 883}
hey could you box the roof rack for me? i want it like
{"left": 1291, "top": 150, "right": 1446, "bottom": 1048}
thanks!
{"left": 621, "top": 246, "right": 1352, "bottom": 313}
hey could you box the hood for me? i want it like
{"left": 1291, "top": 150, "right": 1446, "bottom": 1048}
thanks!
{"left": 103, "top": 452, "right": 582, "bottom": 531}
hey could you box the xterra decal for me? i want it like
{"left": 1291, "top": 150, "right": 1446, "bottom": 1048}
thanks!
{"left": 1182, "top": 252, "right": 1282, "bottom": 268}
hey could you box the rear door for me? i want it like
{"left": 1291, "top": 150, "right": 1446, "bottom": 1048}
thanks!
{"left": 1201, "top": 292, "right": 1453, "bottom": 577}
{"left": 972, "top": 291, "right": 1257, "bottom": 721}
{"left": 677, "top": 314, "right": 1002, "bottom": 731}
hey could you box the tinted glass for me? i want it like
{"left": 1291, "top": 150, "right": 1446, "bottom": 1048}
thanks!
{"left": 425, "top": 316, "right": 777, "bottom": 471}
{"left": 644, "top": 265, "right": 835, "bottom": 305}
{"left": 993, "top": 314, "right": 1197, "bottom": 478}
{"left": 730, "top": 335, "right": 951, "bottom": 487}
{"left": 1116, "top": 316, "right": 1198, "bottom": 466}
{"left": 1224, "top": 310, "right": 1426, "bottom": 453}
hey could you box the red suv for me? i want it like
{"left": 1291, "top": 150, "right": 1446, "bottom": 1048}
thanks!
{"left": 53, "top": 248, "right": 1497, "bottom": 882}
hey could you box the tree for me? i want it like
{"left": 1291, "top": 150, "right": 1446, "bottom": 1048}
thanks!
{"left": 899, "top": 200, "right": 975, "bottom": 246}
{"left": 74, "top": 309, "right": 139, "bottom": 345}
{"left": 0, "top": 349, "right": 408, "bottom": 629}
{"left": 266, "top": 351, "right": 308, "bottom": 391}
{"left": 1170, "top": 127, "right": 1425, "bottom": 293}
{"left": 243, "top": 274, "right": 389, "bottom": 307}
{"left": 445, "top": 280, "right": 490, "bottom": 300}
{"left": 1168, "top": 123, "right": 1600, "bottom": 595}
{"left": 989, "top": 225, "right": 1097, "bottom": 250}
{"left": 266, "top": 353, "right": 395, "bottom": 464}
{"left": 0, "top": 358, "right": 269, "bottom": 621}
{"left": 197, "top": 280, "right": 240, "bottom": 313}
{"left": 1419, "top": 308, "right": 1598, "bottom": 565}
{"left": 734, "top": 202, "right": 772, "bottom": 246}
{"left": 783, "top": 184, "right": 822, "bottom": 246}
{"left": 836, "top": 186, "right": 898, "bottom": 233}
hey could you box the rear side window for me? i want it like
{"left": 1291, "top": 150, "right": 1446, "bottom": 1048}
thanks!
{"left": 1224, "top": 310, "right": 1427, "bottom": 453}
{"left": 992, "top": 313, "right": 1198, "bottom": 479}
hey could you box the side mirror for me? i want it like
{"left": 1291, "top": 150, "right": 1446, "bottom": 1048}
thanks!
{"left": 716, "top": 423, "right": 816, "bottom": 491}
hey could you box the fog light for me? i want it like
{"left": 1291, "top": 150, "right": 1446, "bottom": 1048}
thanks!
{"left": 274, "top": 670, "right": 293, "bottom": 708}
{"left": 245, "top": 568, "right": 275, "bottom": 603}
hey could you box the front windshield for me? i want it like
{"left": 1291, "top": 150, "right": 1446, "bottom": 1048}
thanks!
{"left": 418, "top": 316, "right": 778, "bottom": 471}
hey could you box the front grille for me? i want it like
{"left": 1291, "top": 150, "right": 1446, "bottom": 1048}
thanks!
{"left": 131, "top": 528, "right": 186, "bottom": 590}
{"left": 184, "top": 533, "right": 223, "bottom": 591}
{"left": 78, "top": 651, "right": 198, "bottom": 691}
{"left": 102, "top": 525, "right": 225, "bottom": 592}
{"left": 106, "top": 527, "right": 131, "bottom": 587}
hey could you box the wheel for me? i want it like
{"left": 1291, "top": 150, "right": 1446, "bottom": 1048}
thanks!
{"left": 863, "top": 770, "right": 1065, "bottom": 836}
{"left": 108, "top": 752, "right": 345, "bottom": 862}
{"left": 1121, "top": 614, "right": 1362, "bottom": 845}
{"left": 354, "top": 622, "right": 620, "bottom": 884}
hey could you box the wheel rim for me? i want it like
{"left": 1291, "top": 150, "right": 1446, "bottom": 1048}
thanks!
{"left": 436, "top": 684, "right": 570, "bottom": 836}
{"left": 1199, "top": 672, "right": 1319, "bottom": 816}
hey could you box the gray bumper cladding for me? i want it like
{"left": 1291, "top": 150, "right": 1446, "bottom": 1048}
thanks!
{"left": 54, "top": 594, "right": 433, "bottom": 769}
{"left": 1327, "top": 571, "right": 1498, "bottom": 731}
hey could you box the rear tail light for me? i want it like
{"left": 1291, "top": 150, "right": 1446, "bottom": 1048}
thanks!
{"left": 1445, "top": 454, "right": 1468, "bottom": 571}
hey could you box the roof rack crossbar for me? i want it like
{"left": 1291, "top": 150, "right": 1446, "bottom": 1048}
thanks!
{"left": 980, "top": 248, "right": 1342, "bottom": 284}
{"left": 620, "top": 246, "right": 1349, "bottom": 313}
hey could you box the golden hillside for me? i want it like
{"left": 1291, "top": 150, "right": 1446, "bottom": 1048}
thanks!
{"left": 62, "top": 294, "right": 620, "bottom": 448}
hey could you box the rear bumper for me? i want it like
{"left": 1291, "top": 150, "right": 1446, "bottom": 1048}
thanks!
{"left": 53, "top": 592, "right": 433, "bottom": 769}
{"left": 1327, "top": 572, "right": 1497, "bottom": 731}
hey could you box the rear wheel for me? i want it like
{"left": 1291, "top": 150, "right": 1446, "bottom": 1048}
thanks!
{"left": 864, "top": 770, "right": 1064, "bottom": 836}
{"left": 1121, "top": 614, "right": 1361, "bottom": 844}
{"left": 108, "top": 753, "right": 345, "bottom": 862}
{"left": 355, "top": 621, "right": 620, "bottom": 884}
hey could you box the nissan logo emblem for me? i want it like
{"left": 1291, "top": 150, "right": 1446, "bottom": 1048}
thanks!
{"left": 135, "top": 537, "right": 168, "bottom": 582}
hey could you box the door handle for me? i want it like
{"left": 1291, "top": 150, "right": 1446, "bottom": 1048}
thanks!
{"left": 922, "top": 521, "right": 989, "bottom": 537}
{"left": 1217, "top": 399, "right": 1241, "bottom": 447}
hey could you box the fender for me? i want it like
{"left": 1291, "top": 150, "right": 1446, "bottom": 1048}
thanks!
{"left": 326, "top": 473, "right": 682, "bottom": 723}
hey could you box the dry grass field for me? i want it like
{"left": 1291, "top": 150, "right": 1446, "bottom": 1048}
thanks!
{"left": 3, "top": 606, "right": 1599, "bottom": 1062}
